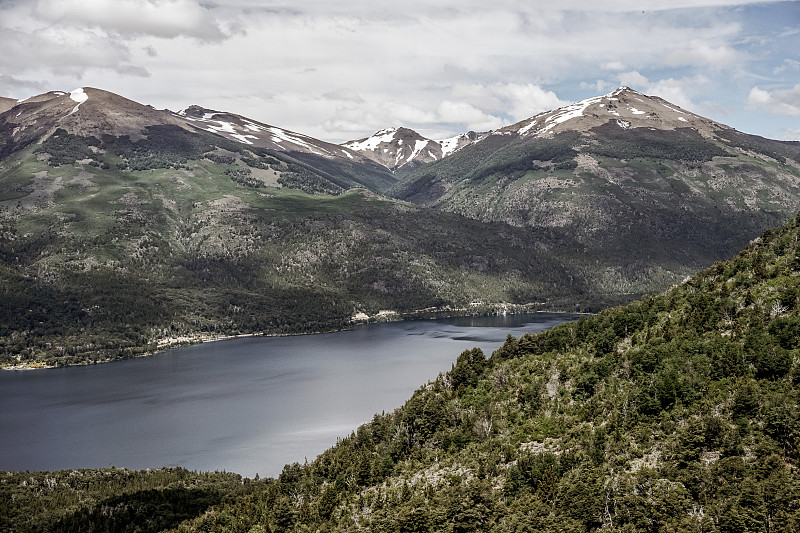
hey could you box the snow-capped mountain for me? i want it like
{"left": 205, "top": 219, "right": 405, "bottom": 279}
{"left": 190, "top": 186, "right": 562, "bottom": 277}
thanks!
{"left": 343, "top": 127, "right": 488, "bottom": 170}
{"left": 0, "top": 88, "right": 191, "bottom": 147}
{"left": 176, "top": 105, "right": 370, "bottom": 162}
{"left": 500, "top": 86, "right": 723, "bottom": 138}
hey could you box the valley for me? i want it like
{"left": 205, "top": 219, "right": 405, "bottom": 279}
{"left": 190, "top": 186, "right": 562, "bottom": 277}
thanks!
{"left": 2, "top": 84, "right": 800, "bottom": 531}
{"left": 2, "top": 86, "right": 799, "bottom": 368}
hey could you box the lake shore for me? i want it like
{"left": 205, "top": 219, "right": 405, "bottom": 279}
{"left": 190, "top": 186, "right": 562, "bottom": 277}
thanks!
{"left": 1, "top": 304, "right": 586, "bottom": 371}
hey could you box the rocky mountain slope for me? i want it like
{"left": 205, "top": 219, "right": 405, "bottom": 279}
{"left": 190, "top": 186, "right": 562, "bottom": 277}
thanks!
{"left": 7, "top": 192, "right": 800, "bottom": 533}
{"left": 343, "top": 127, "right": 487, "bottom": 171}
{"left": 391, "top": 87, "right": 800, "bottom": 288}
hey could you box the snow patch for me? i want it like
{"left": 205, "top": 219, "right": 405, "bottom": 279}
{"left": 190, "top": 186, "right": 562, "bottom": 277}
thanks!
{"left": 438, "top": 133, "right": 469, "bottom": 156}
{"left": 678, "top": 117, "right": 688, "bottom": 122}
{"left": 268, "top": 127, "right": 329, "bottom": 156}
{"left": 660, "top": 102, "right": 686, "bottom": 115}
{"left": 629, "top": 107, "right": 646, "bottom": 115}
{"left": 69, "top": 88, "right": 88, "bottom": 104}
{"left": 616, "top": 119, "right": 631, "bottom": 129}
{"left": 344, "top": 128, "right": 399, "bottom": 152}
{"left": 68, "top": 87, "right": 88, "bottom": 115}
{"left": 408, "top": 139, "right": 430, "bottom": 162}
{"left": 231, "top": 133, "right": 258, "bottom": 145}
{"left": 519, "top": 93, "right": 605, "bottom": 136}
{"left": 205, "top": 121, "right": 237, "bottom": 134}
{"left": 243, "top": 121, "right": 267, "bottom": 132}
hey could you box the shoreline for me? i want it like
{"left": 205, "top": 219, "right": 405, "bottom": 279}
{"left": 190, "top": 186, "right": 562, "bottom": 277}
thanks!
{"left": 1, "top": 306, "right": 586, "bottom": 372}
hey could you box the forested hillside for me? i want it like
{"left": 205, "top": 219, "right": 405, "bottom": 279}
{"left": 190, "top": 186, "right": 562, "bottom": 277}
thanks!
{"left": 174, "top": 213, "right": 800, "bottom": 532}
{"left": 5, "top": 214, "right": 800, "bottom": 531}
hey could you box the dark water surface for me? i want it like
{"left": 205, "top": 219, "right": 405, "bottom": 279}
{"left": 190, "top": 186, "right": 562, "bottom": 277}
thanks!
{"left": 0, "top": 313, "right": 577, "bottom": 477}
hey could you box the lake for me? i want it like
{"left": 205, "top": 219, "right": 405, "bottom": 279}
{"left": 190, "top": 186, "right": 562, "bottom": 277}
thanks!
{"left": 0, "top": 313, "right": 577, "bottom": 478}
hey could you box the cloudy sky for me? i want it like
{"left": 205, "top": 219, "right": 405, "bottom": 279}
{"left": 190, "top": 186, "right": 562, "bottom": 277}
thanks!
{"left": 1, "top": 0, "right": 798, "bottom": 142}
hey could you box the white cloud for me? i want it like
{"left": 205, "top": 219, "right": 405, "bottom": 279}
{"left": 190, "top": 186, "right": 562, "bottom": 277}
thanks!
{"left": 781, "top": 128, "right": 800, "bottom": 141}
{"left": 618, "top": 71, "right": 650, "bottom": 88}
{"left": 644, "top": 78, "right": 703, "bottom": 111}
{"left": 490, "top": 84, "right": 567, "bottom": 121}
{"left": 448, "top": 83, "right": 566, "bottom": 121}
{"left": 0, "top": 74, "right": 47, "bottom": 95}
{"left": 32, "top": 0, "right": 229, "bottom": 40}
{"left": 580, "top": 80, "right": 613, "bottom": 93}
{"left": 0, "top": 26, "right": 141, "bottom": 77}
{"left": 774, "top": 59, "right": 800, "bottom": 74}
{"left": 602, "top": 61, "right": 626, "bottom": 71}
{"left": 0, "top": 0, "right": 790, "bottom": 140}
{"left": 322, "top": 89, "right": 365, "bottom": 104}
{"left": 665, "top": 39, "right": 740, "bottom": 68}
{"left": 436, "top": 101, "right": 504, "bottom": 131}
{"left": 747, "top": 85, "right": 800, "bottom": 117}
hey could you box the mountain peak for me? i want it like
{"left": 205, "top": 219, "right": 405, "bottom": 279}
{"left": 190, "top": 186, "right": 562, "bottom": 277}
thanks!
{"left": 0, "top": 88, "right": 191, "bottom": 157}
{"left": 175, "top": 104, "right": 368, "bottom": 161}
{"left": 500, "top": 87, "right": 717, "bottom": 139}
{"left": 343, "top": 127, "right": 488, "bottom": 170}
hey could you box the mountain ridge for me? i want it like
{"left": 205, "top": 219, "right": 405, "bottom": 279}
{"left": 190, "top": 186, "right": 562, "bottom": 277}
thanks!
{"left": 342, "top": 126, "right": 489, "bottom": 171}
{"left": 2, "top": 85, "right": 800, "bottom": 368}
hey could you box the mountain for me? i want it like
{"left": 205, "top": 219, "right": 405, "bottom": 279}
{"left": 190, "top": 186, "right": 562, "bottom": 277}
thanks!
{"left": 343, "top": 127, "right": 488, "bottom": 171}
{"left": 2, "top": 85, "right": 800, "bottom": 368}
{"left": 0, "top": 88, "right": 618, "bottom": 368}
{"left": 391, "top": 86, "right": 800, "bottom": 294}
{"left": 0, "top": 88, "right": 398, "bottom": 194}
{"left": 0, "top": 88, "right": 193, "bottom": 159}
{"left": 7, "top": 200, "right": 800, "bottom": 532}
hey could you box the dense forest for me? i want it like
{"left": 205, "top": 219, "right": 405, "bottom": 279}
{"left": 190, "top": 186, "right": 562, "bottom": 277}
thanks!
{"left": 4, "top": 211, "right": 800, "bottom": 531}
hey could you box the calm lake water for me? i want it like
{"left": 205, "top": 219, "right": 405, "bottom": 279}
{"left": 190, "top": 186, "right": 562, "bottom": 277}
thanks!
{"left": 0, "top": 313, "right": 577, "bottom": 477}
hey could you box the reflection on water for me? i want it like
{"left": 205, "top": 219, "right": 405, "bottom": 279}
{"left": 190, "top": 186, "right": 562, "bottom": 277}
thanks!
{"left": 0, "top": 313, "right": 577, "bottom": 477}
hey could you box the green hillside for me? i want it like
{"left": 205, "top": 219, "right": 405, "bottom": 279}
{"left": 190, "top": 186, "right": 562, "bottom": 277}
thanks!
{"left": 1, "top": 128, "right": 632, "bottom": 368}
{"left": 172, "top": 214, "right": 800, "bottom": 532}
{"left": 5, "top": 212, "right": 800, "bottom": 532}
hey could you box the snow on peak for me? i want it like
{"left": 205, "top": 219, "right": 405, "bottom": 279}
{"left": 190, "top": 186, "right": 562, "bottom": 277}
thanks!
{"left": 518, "top": 93, "right": 605, "bottom": 136}
{"left": 68, "top": 87, "right": 88, "bottom": 115}
{"left": 70, "top": 88, "right": 88, "bottom": 104}
{"left": 344, "top": 128, "right": 402, "bottom": 152}
{"left": 438, "top": 134, "right": 464, "bottom": 157}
